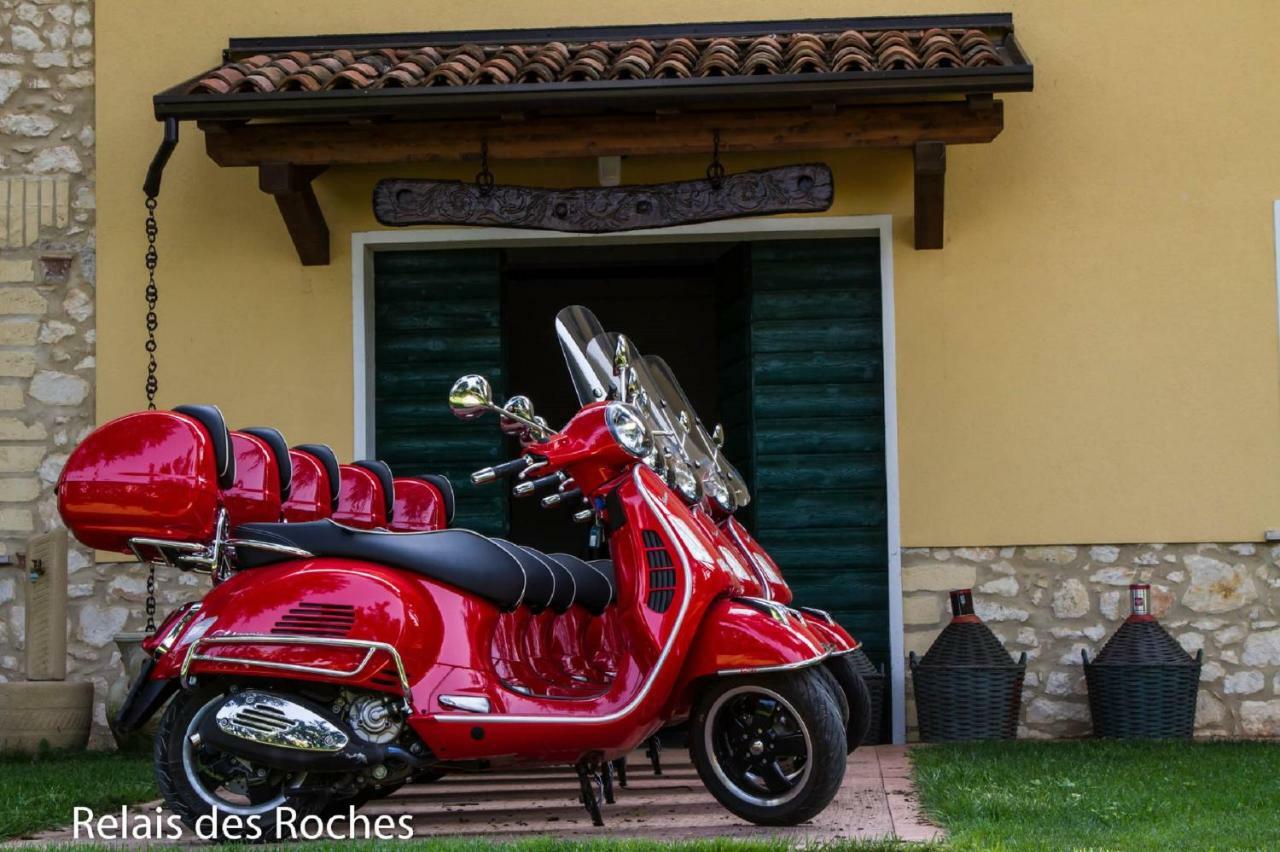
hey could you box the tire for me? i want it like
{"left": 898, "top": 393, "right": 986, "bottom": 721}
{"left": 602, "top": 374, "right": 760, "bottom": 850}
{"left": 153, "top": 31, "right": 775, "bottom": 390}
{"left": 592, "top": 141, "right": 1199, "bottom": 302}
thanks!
{"left": 814, "top": 664, "right": 850, "bottom": 729}
{"left": 155, "top": 686, "right": 329, "bottom": 842}
{"left": 689, "top": 669, "right": 846, "bottom": 826}
{"left": 825, "top": 655, "right": 874, "bottom": 753}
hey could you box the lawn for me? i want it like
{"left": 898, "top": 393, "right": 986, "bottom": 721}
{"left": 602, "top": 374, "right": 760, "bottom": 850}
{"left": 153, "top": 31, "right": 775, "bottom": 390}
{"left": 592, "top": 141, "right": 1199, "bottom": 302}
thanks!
{"left": 911, "top": 739, "right": 1280, "bottom": 850}
{"left": 0, "top": 748, "right": 156, "bottom": 841}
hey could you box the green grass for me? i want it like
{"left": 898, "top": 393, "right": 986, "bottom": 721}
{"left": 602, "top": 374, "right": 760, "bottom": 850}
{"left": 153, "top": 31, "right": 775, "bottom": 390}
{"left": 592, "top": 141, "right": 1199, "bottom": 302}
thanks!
{"left": 911, "top": 740, "right": 1280, "bottom": 851}
{"left": 0, "top": 747, "right": 156, "bottom": 841}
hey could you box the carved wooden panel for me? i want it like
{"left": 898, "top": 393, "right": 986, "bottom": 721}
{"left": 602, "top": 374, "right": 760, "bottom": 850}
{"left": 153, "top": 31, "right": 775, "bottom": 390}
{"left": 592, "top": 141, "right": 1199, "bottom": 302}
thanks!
{"left": 373, "top": 164, "right": 833, "bottom": 233}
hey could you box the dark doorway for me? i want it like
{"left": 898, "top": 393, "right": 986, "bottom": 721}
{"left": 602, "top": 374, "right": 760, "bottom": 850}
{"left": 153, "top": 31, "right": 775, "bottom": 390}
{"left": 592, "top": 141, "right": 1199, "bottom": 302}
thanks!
{"left": 501, "top": 243, "right": 735, "bottom": 555}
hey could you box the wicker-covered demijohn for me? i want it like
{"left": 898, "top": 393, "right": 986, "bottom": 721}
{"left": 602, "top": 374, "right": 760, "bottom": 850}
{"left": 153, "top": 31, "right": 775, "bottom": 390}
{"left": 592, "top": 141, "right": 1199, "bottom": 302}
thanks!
{"left": 1084, "top": 584, "right": 1201, "bottom": 739}
{"left": 846, "top": 648, "right": 887, "bottom": 745}
{"left": 910, "top": 589, "right": 1026, "bottom": 742}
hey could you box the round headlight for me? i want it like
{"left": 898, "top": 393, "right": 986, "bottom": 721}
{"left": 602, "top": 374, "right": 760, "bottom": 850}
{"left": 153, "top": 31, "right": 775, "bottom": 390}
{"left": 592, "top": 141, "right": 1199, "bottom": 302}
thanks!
{"left": 704, "top": 471, "right": 734, "bottom": 514}
{"left": 606, "top": 402, "right": 653, "bottom": 458}
{"left": 669, "top": 458, "right": 701, "bottom": 504}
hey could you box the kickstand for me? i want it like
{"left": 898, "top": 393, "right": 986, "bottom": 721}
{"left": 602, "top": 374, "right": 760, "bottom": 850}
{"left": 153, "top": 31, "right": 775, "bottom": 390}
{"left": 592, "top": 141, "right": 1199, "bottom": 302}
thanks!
{"left": 602, "top": 760, "right": 616, "bottom": 804}
{"left": 575, "top": 759, "right": 606, "bottom": 826}
{"left": 611, "top": 756, "right": 628, "bottom": 788}
{"left": 646, "top": 735, "right": 663, "bottom": 775}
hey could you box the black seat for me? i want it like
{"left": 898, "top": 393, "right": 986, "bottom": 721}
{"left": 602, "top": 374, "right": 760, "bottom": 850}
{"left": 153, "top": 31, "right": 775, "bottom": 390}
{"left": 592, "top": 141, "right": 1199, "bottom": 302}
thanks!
{"left": 233, "top": 520, "right": 526, "bottom": 611}
{"left": 551, "top": 553, "right": 613, "bottom": 616}
{"left": 241, "top": 426, "right": 292, "bottom": 499}
{"left": 521, "top": 546, "right": 575, "bottom": 613}
{"left": 492, "top": 539, "right": 552, "bottom": 612}
{"left": 294, "top": 444, "right": 341, "bottom": 510}
{"left": 418, "top": 474, "right": 455, "bottom": 526}
{"left": 588, "top": 559, "right": 618, "bottom": 606}
{"left": 174, "top": 404, "right": 235, "bottom": 488}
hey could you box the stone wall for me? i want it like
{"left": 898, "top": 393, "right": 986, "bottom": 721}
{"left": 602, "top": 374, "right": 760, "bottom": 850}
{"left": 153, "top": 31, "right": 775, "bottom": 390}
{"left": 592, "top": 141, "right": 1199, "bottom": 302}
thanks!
{"left": 903, "top": 543, "right": 1280, "bottom": 739}
{"left": 0, "top": 0, "right": 129, "bottom": 748}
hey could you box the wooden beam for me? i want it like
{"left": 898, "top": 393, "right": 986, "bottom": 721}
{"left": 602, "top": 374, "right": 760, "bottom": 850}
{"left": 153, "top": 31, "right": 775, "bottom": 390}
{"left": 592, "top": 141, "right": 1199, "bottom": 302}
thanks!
{"left": 258, "top": 164, "right": 329, "bottom": 266}
{"left": 913, "top": 141, "right": 946, "bottom": 250}
{"left": 205, "top": 101, "right": 1002, "bottom": 167}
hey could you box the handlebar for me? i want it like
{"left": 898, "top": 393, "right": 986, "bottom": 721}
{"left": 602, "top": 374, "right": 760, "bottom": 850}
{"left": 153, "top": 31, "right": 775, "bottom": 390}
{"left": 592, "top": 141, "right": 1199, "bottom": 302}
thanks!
{"left": 471, "top": 455, "right": 535, "bottom": 485}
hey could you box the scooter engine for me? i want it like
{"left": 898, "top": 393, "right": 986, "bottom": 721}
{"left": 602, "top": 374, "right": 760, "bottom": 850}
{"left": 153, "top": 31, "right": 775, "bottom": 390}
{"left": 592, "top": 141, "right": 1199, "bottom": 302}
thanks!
{"left": 343, "top": 692, "right": 403, "bottom": 744}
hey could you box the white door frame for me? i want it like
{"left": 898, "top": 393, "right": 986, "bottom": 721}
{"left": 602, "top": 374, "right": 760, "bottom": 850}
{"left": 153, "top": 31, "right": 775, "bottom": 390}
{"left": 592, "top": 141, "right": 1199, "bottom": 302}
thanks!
{"left": 351, "top": 215, "right": 907, "bottom": 743}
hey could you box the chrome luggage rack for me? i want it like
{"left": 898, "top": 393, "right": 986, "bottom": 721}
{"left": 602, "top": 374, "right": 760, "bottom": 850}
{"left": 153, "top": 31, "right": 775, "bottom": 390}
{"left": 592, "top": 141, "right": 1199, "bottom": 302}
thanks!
{"left": 128, "top": 509, "right": 313, "bottom": 577}
{"left": 180, "top": 632, "right": 415, "bottom": 710}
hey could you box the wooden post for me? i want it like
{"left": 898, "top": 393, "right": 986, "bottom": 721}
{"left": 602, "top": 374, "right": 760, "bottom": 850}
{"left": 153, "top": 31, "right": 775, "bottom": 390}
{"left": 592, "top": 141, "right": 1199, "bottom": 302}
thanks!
{"left": 258, "top": 164, "right": 330, "bottom": 266}
{"left": 913, "top": 141, "right": 946, "bottom": 250}
{"left": 24, "top": 529, "right": 68, "bottom": 681}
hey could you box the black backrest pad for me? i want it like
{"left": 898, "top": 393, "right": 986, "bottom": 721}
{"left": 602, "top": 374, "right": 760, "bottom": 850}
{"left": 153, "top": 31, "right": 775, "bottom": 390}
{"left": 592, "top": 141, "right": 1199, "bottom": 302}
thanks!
{"left": 418, "top": 474, "right": 455, "bottom": 525}
{"left": 522, "top": 546, "right": 575, "bottom": 613}
{"left": 174, "top": 404, "right": 235, "bottom": 489}
{"left": 588, "top": 559, "right": 618, "bottom": 605}
{"left": 294, "top": 444, "right": 341, "bottom": 509}
{"left": 233, "top": 521, "right": 526, "bottom": 611}
{"left": 552, "top": 553, "right": 613, "bottom": 616}
{"left": 355, "top": 460, "right": 395, "bottom": 519}
{"left": 492, "top": 538, "right": 551, "bottom": 611}
{"left": 241, "top": 427, "right": 292, "bottom": 499}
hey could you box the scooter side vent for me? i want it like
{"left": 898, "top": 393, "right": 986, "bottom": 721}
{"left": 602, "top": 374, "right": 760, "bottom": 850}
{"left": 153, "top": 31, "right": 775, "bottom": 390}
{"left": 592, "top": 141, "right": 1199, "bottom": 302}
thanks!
{"left": 271, "top": 602, "right": 356, "bottom": 638}
{"left": 642, "top": 529, "right": 677, "bottom": 613}
{"left": 369, "top": 665, "right": 401, "bottom": 690}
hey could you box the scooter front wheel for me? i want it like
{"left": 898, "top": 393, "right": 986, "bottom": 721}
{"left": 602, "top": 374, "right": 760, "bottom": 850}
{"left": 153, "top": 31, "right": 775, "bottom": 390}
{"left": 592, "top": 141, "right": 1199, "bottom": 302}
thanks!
{"left": 690, "top": 669, "right": 846, "bottom": 826}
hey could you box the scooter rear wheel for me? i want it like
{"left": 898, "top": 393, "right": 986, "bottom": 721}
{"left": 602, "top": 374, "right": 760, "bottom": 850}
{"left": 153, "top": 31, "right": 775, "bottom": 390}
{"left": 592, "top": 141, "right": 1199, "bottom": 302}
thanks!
{"left": 689, "top": 669, "right": 846, "bottom": 826}
{"left": 825, "top": 655, "right": 873, "bottom": 753}
{"left": 155, "top": 685, "right": 330, "bottom": 842}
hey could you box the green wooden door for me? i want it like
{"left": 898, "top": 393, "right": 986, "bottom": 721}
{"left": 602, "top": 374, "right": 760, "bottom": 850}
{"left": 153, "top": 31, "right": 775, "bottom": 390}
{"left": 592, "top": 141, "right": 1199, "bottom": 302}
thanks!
{"left": 373, "top": 249, "right": 507, "bottom": 536}
{"left": 736, "top": 239, "right": 889, "bottom": 663}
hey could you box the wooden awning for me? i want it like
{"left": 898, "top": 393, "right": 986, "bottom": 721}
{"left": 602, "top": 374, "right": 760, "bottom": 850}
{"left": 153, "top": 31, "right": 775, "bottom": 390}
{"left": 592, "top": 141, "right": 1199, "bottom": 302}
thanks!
{"left": 154, "top": 14, "right": 1033, "bottom": 262}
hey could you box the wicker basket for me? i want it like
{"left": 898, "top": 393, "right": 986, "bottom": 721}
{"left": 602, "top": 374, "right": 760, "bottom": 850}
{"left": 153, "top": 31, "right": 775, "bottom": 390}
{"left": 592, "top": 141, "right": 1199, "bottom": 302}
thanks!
{"left": 1084, "top": 584, "right": 1200, "bottom": 739}
{"left": 847, "top": 648, "right": 887, "bottom": 745}
{"left": 910, "top": 589, "right": 1026, "bottom": 742}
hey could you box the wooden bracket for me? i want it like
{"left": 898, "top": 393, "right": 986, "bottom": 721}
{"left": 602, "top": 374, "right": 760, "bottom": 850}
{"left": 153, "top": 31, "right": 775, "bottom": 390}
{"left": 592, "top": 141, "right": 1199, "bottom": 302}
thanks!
{"left": 258, "top": 164, "right": 330, "bottom": 266}
{"left": 913, "top": 141, "right": 946, "bottom": 250}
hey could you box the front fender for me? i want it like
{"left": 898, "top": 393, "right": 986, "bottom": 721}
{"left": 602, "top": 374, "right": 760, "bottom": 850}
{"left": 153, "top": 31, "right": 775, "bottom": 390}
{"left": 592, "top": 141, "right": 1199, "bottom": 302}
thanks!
{"left": 666, "top": 596, "right": 830, "bottom": 718}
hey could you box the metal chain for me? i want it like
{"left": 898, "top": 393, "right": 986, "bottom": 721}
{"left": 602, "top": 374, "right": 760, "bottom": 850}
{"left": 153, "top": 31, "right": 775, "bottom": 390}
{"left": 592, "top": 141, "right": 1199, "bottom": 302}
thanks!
{"left": 475, "top": 140, "right": 495, "bottom": 196}
{"left": 144, "top": 196, "right": 159, "bottom": 410}
{"left": 706, "top": 130, "right": 725, "bottom": 190}
{"left": 144, "top": 193, "right": 159, "bottom": 632}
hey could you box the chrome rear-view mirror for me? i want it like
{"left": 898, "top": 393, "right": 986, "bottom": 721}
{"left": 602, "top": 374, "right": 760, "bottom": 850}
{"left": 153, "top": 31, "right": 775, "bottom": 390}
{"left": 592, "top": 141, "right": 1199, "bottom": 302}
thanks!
{"left": 449, "top": 375, "right": 494, "bottom": 420}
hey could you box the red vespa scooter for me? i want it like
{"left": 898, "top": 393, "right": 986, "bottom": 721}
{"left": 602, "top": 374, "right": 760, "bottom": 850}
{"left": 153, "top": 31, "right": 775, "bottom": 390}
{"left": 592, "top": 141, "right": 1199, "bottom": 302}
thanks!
{"left": 58, "top": 312, "right": 850, "bottom": 839}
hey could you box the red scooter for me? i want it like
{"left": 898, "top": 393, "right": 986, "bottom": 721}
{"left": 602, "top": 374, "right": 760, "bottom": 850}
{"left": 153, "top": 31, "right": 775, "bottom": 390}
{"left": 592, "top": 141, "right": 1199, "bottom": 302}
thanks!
{"left": 57, "top": 307, "right": 859, "bottom": 839}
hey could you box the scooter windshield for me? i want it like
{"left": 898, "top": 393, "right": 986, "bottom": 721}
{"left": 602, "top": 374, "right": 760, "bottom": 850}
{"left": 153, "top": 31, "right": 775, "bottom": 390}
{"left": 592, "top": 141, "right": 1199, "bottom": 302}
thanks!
{"left": 642, "top": 355, "right": 752, "bottom": 510}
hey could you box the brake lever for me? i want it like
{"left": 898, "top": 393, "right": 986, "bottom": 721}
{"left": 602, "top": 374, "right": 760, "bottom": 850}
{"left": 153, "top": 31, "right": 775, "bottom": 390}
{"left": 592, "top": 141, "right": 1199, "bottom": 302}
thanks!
{"left": 540, "top": 487, "right": 582, "bottom": 508}
{"left": 513, "top": 470, "right": 564, "bottom": 497}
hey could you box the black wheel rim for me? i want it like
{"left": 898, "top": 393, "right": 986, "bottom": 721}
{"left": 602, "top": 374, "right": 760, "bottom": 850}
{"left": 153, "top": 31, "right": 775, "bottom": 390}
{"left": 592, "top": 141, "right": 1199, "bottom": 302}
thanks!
{"left": 705, "top": 685, "right": 812, "bottom": 807}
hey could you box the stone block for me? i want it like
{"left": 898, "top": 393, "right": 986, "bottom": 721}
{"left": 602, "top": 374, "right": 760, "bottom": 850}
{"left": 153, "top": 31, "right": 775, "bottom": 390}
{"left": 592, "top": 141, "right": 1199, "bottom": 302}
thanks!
{"left": 0, "top": 352, "right": 36, "bottom": 377}
{"left": 1183, "top": 554, "right": 1257, "bottom": 613}
{"left": 1052, "top": 578, "right": 1090, "bottom": 619}
{"left": 902, "top": 562, "right": 976, "bottom": 592}
{"left": 0, "top": 478, "right": 38, "bottom": 501}
{"left": 0, "top": 288, "right": 45, "bottom": 315}
{"left": 1223, "top": 670, "right": 1264, "bottom": 695}
{"left": 1240, "top": 700, "right": 1280, "bottom": 737}
{"left": 0, "top": 261, "right": 35, "bottom": 284}
{"left": 0, "top": 417, "right": 46, "bottom": 440}
{"left": 903, "top": 594, "right": 942, "bottom": 625}
{"left": 0, "top": 508, "right": 33, "bottom": 532}
{"left": 1023, "top": 546, "right": 1078, "bottom": 564}
{"left": 0, "top": 446, "right": 43, "bottom": 473}
{"left": 0, "top": 385, "right": 22, "bottom": 410}
{"left": 0, "top": 320, "right": 37, "bottom": 345}
{"left": 28, "top": 370, "right": 87, "bottom": 405}
{"left": 1241, "top": 628, "right": 1280, "bottom": 667}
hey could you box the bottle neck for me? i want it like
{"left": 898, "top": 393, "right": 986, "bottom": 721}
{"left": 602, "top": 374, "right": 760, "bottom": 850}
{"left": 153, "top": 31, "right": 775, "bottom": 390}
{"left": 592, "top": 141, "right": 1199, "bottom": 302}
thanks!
{"left": 949, "top": 589, "right": 979, "bottom": 623}
{"left": 1127, "top": 584, "right": 1154, "bottom": 622}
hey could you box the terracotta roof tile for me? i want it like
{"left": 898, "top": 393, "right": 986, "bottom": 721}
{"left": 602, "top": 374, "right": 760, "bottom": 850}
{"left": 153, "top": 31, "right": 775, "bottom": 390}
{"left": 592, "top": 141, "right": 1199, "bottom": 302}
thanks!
{"left": 185, "top": 25, "right": 1011, "bottom": 96}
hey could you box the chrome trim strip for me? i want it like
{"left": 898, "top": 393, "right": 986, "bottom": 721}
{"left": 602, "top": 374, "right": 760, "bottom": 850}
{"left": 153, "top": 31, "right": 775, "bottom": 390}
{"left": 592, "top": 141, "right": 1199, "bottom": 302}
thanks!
{"left": 226, "top": 539, "right": 315, "bottom": 559}
{"left": 438, "top": 694, "right": 491, "bottom": 713}
{"left": 434, "top": 464, "right": 693, "bottom": 724}
{"left": 181, "top": 633, "right": 414, "bottom": 707}
{"left": 717, "top": 651, "right": 832, "bottom": 677}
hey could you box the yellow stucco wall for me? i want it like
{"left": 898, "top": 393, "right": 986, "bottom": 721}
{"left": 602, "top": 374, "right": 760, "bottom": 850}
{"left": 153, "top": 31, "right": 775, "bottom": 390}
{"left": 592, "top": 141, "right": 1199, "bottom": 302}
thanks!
{"left": 98, "top": 1, "right": 1280, "bottom": 547}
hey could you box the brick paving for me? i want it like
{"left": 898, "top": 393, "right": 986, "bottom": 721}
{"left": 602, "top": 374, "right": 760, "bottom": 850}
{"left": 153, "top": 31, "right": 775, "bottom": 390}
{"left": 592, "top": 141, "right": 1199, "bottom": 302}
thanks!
{"left": 19, "top": 745, "right": 941, "bottom": 845}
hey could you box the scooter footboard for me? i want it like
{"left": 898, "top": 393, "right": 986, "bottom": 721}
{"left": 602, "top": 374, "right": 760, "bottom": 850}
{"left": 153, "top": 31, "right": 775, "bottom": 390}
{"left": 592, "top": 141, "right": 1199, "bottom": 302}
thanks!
{"left": 666, "top": 596, "right": 831, "bottom": 716}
